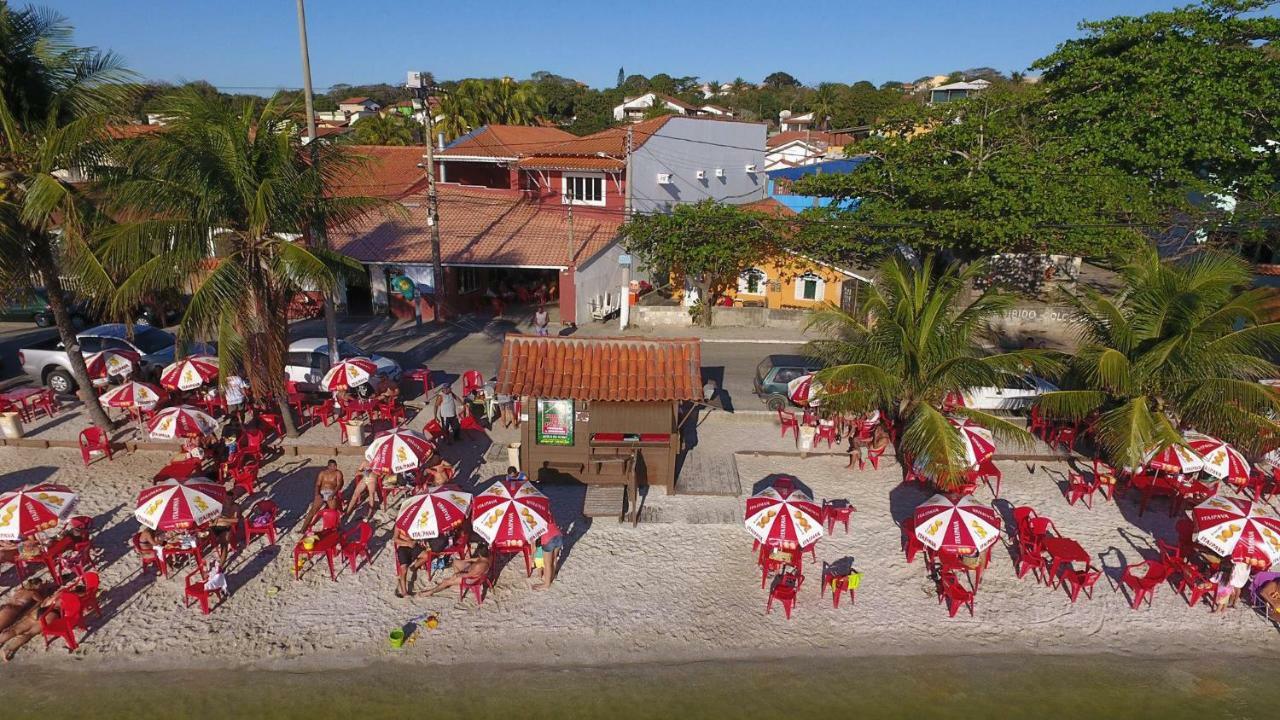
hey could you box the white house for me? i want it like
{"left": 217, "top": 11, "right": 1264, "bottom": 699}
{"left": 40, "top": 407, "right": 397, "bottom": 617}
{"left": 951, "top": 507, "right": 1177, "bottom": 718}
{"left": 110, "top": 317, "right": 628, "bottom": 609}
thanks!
{"left": 929, "top": 79, "right": 990, "bottom": 104}
{"left": 316, "top": 97, "right": 382, "bottom": 125}
{"left": 764, "top": 130, "right": 850, "bottom": 171}
{"left": 612, "top": 93, "right": 699, "bottom": 122}
{"left": 778, "top": 110, "right": 813, "bottom": 132}
{"left": 699, "top": 104, "right": 734, "bottom": 117}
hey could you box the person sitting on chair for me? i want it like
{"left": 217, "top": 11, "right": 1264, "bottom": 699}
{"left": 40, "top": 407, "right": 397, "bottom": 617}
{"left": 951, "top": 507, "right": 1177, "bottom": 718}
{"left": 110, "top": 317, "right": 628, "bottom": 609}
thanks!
{"left": 418, "top": 542, "right": 491, "bottom": 597}
{"left": 302, "top": 460, "right": 345, "bottom": 530}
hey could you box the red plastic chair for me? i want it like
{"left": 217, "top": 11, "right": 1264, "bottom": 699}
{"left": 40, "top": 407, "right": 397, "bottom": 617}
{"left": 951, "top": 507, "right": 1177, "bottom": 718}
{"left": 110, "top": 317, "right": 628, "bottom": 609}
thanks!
{"left": 40, "top": 593, "right": 83, "bottom": 652}
{"left": 285, "top": 381, "right": 308, "bottom": 419}
{"left": 1029, "top": 405, "right": 1050, "bottom": 438}
{"left": 766, "top": 568, "right": 804, "bottom": 619}
{"left": 937, "top": 572, "right": 975, "bottom": 617}
{"left": 821, "top": 500, "right": 855, "bottom": 534}
{"left": 1092, "top": 458, "right": 1117, "bottom": 501}
{"left": 1176, "top": 562, "right": 1216, "bottom": 608}
{"left": 306, "top": 398, "right": 337, "bottom": 427}
{"left": 340, "top": 521, "right": 373, "bottom": 572}
{"left": 423, "top": 418, "right": 447, "bottom": 442}
{"left": 820, "top": 563, "right": 858, "bottom": 609}
{"left": 243, "top": 500, "right": 279, "bottom": 546}
{"left": 78, "top": 427, "right": 114, "bottom": 466}
{"left": 232, "top": 461, "right": 259, "bottom": 496}
{"left": 758, "top": 545, "right": 798, "bottom": 587}
{"left": 902, "top": 527, "right": 926, "bottom": 564}
{"left": 1120, "top": 559, "right": 1169, "bottom": 609}
{"left": 1060, "top": 564, "right": 1102, "bottom": 603}
{"left": 72, "top": 571, "right": 103, "bottom": 620}
{"left": 239, "top": 429, "right": 266, "bottom": 463}
{"left": 1015, "top": 539, "right": 1048, "bottom": 583}
{"left": 462, "top": 370, "right": 484, "bottom": 397}
{"left": 459, "top": 568, "right": 494, "bottom": 605}
{"left": 405, "top": 368, "right": 433, "bottom": 396}
{"left": 184, "top": 569, "right": 225, "bottom": 614}
{"left": 1066, "top": 471, "right": 1098, "bottom": 508}
{"left": 257, "top": 412, "right": 284, "bottom": 441}
{"left": 777, "top": 410, "right": 799, "bottom": 440}
{"left": 814, "top": 422, "right": 837, "bottom": 448}
{"left": 132, "top": 532, "right": 169, "bottom": 577}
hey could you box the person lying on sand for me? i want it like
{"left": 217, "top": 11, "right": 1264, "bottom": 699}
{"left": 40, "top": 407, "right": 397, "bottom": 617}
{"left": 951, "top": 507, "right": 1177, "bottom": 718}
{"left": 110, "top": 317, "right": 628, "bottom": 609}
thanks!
{"left": 0, "top": 575, "right": 76, "bottom": 662}
{"left": 418, "top": 542, "right": 491, "bottom": 597}
{"left": 0, "top": 579, "right": 52, "bottom": 633}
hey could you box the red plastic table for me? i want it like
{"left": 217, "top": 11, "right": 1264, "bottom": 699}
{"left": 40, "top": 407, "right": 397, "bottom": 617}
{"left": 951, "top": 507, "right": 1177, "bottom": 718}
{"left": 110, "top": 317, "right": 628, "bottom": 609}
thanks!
{"left": 1043, "top": 536, "right": 1090, "bottom": 581}
{"left": 152, "top": 458, "right": 205, "bottom": 483}
{"left": 0, "top": 387, "right": 46, "bottom": 422}
{"left": 293, "top": 530, "right": 341, "bottom": 581}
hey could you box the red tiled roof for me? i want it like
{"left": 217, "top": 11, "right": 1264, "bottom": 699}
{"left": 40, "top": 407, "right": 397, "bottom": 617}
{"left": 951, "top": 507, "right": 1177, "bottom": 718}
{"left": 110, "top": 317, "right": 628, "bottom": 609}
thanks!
{"left": 496, "top": 335, "right": 702, "bottom": 401}
{"left": 327, "top": 185, "right": 623, "bottom": 268}
{"left": 515, "top": 116, "right": 673, "bottom": 172}
{"left": 328, "top": 145, "right": 427, "bottom": 199}
{"left": 741, "top": 197, "right": 797, "bottom": 217}
{"left": 338, "top": 96, "right": 373, "bottom": 105}
{"left": 765, "top": 130, "right": 855, "bottom": 149}
{"left": 439, "top": 125, "right": 577, "bottom": 159}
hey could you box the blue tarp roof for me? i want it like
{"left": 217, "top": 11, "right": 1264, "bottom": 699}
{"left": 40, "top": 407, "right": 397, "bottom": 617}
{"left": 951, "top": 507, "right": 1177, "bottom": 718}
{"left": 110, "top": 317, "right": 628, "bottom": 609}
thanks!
{"left": 766, "top": 157, "right": 869, "bottom": 181}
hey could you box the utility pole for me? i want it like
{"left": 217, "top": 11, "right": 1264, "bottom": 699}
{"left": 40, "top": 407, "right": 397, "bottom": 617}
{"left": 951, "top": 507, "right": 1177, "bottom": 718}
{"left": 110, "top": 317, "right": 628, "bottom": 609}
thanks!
{"left": 409, "top": 71, "right": 445, "bottom": 324}
{"left": 295, "top": 0, "right": 340, "bottom": 363}
{"left": 620, "top": 125, "right": 633, "bottom": 331}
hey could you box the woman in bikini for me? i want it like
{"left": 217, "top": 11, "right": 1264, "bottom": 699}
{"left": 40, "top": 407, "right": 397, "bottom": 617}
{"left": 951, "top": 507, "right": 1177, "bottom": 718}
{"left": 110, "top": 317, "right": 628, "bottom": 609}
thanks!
{"left": 0, "top": 579, "right": 51, "bottom": 634}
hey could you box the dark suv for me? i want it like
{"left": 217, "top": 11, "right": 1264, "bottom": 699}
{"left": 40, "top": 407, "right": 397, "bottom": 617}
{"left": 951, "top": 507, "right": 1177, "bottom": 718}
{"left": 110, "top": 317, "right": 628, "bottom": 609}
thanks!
{"left": 753, "top": 354, "right": 824, "bottom": 411}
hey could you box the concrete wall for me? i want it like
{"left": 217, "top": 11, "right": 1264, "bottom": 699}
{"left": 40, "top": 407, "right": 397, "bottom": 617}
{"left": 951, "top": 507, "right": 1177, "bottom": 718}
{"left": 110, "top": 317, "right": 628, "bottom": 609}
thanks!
{"left": 630, "top": 304, "right": 808, "bottom": 329}
{"left": 630, "top": 117, "right": 767, "bottom": 214}
{"left": 575, "top": 243, "right": 627, "bottom": 324}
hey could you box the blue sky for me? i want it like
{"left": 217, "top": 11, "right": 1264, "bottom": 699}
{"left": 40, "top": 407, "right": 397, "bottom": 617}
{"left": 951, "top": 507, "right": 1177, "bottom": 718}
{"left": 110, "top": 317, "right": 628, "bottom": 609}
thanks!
{"left": 47, "top": 0, "right": 1200, "bottom": 92}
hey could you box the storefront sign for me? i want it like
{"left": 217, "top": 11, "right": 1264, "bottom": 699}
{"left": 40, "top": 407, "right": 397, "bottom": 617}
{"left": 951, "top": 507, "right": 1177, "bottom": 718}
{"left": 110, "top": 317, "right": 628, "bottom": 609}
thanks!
{"left": 535, "top": 399, "right": 574, "bottom": 446}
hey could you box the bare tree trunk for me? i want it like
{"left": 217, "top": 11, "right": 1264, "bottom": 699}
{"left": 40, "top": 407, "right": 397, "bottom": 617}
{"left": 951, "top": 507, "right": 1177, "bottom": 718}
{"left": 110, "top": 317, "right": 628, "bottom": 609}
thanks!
{"left": 34, "top": 249, "right": 113, "bottom": 430}
{"left": 277, "top": 396, "right": 299, "bottom": 438}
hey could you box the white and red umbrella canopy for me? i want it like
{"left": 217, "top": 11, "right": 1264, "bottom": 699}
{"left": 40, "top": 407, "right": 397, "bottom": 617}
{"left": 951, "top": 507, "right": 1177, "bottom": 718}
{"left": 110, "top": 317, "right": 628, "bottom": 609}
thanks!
{"left": 744, "top": 486, "right": 825, "bottom": 549}
{"left": 98, "top": 381, "right": 162, "bottom": 409}
{"left": 320, "top": 358, "right": 378, "bottom": 392}
{"left": 786, "top": 374, "right": 823, "bottom": 407}
{"left": 1143, "top": 443, "right": 1205, "bottom": 475}
{"left": 1185, "top": 433, "right": 1250, "bottom": 483}
{"left": 395, "top": 489, "right": 472, "bottom": 540}
{"left": 160, "top": 355, "right": 219, "bottom": 391}
{"left": 135, "top": 478, "right": 226, "bottom": 531}
{"left": 364, "top": 429, "right": 435, "bottom": 474}
{"left": 949, "top": 417, "right": 996, "bottom": 466}
{"left": 1193, "top": 496, "right": 1280, "bottom": 568}
{"left": 147, "top": 405, "right": 217, "bottom": 439}
{"left": 84, "top": 349, "right": 140, "bottom": 379}
{"left": 470, "top": 480, "right": 552, "bottom": 547}
{"left": 913, "top": 493, "right": 1001, "bottom": 554}
{"left": 0, "top": 484, "right": 79, "bottom": 541}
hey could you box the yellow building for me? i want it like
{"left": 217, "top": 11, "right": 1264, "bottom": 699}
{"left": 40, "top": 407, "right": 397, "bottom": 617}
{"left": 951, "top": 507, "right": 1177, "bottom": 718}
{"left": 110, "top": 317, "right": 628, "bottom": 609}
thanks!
{"left": 723, "top": 252, "right": 870, "bottom": 310}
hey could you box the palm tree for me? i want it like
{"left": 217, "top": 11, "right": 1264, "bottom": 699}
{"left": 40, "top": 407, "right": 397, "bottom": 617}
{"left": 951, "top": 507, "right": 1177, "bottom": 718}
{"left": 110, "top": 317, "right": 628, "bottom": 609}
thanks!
{"left": 1035, "top": 249, "right": 1280, "bottom": 468}
{"left": 807, "top": 254, "right": 1061, "bottom": 488}
{"left": 98, "top": 89, "right": 399, "bottom": 435}
{"left": 809, "top": 83, "right": 841, "bottom": 131}
{"left": 434, "top": 78, "right": 544, "bottom": 142}
{"left": 351, "top": 112, "right": 415, "bottom": 146}
{"left": 0, "top": 3, "right": 128, "bottom": 429}
{"left": 730, "top": 77, "right": 750, "bottom": 97}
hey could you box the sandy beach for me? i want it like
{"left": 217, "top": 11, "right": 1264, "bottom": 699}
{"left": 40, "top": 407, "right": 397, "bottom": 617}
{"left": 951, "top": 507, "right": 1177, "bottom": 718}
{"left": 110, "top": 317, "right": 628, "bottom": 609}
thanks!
{"left": 1, "top": 428, "right": 1277, "bottom": 674}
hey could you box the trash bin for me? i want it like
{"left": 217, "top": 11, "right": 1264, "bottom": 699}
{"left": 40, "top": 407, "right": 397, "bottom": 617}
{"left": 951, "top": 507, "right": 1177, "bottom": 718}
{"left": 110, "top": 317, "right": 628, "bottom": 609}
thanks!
{"left": 344, "top": 420, "right": 366, "bottom": 447}
{"left": 0, "top": 411, "right": 23, "bottom": 439}
{"left": 507, "top": 442, "right": 521, "bottom": 472}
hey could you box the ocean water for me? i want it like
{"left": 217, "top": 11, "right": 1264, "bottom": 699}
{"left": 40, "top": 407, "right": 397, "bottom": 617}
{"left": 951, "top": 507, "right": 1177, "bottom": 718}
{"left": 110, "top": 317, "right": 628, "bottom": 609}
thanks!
{"left": 2, "top": 654, "right": 1277, "bottom": 719}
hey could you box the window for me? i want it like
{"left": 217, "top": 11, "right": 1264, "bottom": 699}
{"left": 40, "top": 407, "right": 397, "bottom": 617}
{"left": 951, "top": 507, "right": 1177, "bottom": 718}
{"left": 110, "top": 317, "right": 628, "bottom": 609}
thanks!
{"left": 773, "top": 368, "right": 804, "bottom": 384}
{"left": 562, "top": 174, "right": 605, "bottom": 207}
{"left": 738, "top": 268, "right": 767, "bottom": 295}
{"left": 795, "top": 272, "right": 824, "bottom": 301}
{"left": 456, "top": 267, "right": 482, "bottom": 294}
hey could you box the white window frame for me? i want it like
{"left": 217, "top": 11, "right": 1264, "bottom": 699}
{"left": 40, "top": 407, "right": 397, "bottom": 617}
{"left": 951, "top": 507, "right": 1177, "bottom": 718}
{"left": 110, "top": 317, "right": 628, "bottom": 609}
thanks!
{"left": 794, "top": 272, "right": 824, "bottom": 301}
{"left": 562, "top": 173, "right": 606, "bottom": 207}
{"left": 738, "top": 268, "right": 768, "bottom": 295}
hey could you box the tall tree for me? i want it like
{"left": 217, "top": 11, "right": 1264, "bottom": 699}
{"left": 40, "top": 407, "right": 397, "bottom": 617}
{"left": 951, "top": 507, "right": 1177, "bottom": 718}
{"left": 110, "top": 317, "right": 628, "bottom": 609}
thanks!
{"left": 433, "top": 77, "right": 544, "bottom": 141}
{"left": 807, "top": 255, "right": 1061, "bottom": 488}
{"left": 0, "top": 2, "right": 127, "bottom": 429}
{"left": 763, "top": 71, "right": 801, "bottom": 89}
{"left": 1033, "top": 0, "right": 1280, "bottom": 246}
{"left": 622, "top": 200, "right": 779, "bottom": 326}
{"left": 98, "top": 90, "right": 398, "bottom": 435}
{"left": 790, "top": 85, "right": 1159, "bottom": 265}
{"left": 616, "top": 67, "right": 624, "bottom": 88}
{"left": 1035, "top": 249, "right": 1280, "bottom": 468}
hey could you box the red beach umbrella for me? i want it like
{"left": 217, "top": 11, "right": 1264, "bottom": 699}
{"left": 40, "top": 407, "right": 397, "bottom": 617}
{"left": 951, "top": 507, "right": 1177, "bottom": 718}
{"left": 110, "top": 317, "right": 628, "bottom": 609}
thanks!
{"left": 470, "top": 480, "right": 552, "bottom": 547}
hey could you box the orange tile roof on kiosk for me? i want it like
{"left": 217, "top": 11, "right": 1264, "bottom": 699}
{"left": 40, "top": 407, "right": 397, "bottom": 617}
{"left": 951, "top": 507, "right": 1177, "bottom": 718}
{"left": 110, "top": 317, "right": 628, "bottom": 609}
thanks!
{"left": 496, "top": 335, "right": 702, "bottom": 402}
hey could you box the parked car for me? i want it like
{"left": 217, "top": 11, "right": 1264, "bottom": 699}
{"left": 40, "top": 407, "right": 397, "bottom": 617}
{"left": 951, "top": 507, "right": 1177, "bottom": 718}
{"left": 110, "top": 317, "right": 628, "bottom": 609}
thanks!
{"left": 963, "top": 374, "right": 1058, "bottom": 412}
{"left": 18, "top": 324, "right": 212, "bottom": 394}
{"left": 284, "top": 338, "right": 402, "bottom": 391}
{"left": 753, "top": 354, "right": 825, "bottom": 411}
{"left": 33, "top": 297, "right": 182, "bottom": 329}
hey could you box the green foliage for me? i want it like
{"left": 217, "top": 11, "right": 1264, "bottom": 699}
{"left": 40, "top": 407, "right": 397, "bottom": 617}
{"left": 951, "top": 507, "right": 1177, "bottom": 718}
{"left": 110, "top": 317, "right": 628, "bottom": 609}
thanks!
{"left": 621, "top": 200, "right": 779, "bottom": 325}
{"left": 351, "top": 112, "right": 417, "bottom": 145}
{"left": 96, "top": 89, "right": 399, "bottom": 405}
{"left": 791, "top": 85, "right": 1158, "bottom": 262}
{"left": 763, "top": 71, "right": 801, "bottom": 89}
{"left": 806, "top": 255, "right": 1061, "bottom": 488}
{"left": 435, "top": 77, "right": 544, "bottom": 141}
{"left": 1033, "top": 0, "right": 1280, "bottom": 241}
{"left": 1035, "top": 248, "right": 1280, "bottom": 468}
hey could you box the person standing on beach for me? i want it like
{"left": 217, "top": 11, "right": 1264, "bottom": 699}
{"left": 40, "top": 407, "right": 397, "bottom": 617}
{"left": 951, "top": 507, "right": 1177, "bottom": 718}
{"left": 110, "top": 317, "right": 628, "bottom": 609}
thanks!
{"left": 434, "top": 386, "right": 461, "bottom": 443}
{"left": 533, "top": 515, "right": 563, "bottom": 591}
{"left": 223, "top": 374, "right": 249, "bottom": 421}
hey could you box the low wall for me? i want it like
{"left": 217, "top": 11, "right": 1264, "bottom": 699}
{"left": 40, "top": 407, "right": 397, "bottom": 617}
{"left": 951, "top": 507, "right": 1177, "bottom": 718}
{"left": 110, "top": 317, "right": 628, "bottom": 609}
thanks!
{"left": 629, "top": 305, "right": 809, "bottom": 329}
{"left": 989, "top": 304, "right": 1076, "bottom": 343}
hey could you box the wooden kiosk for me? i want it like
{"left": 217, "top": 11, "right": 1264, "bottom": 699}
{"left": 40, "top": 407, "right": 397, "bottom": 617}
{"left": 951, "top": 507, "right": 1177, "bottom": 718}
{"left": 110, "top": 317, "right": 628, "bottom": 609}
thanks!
{"left": 496, "top": 334, "right": 702, "bottom": 520}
